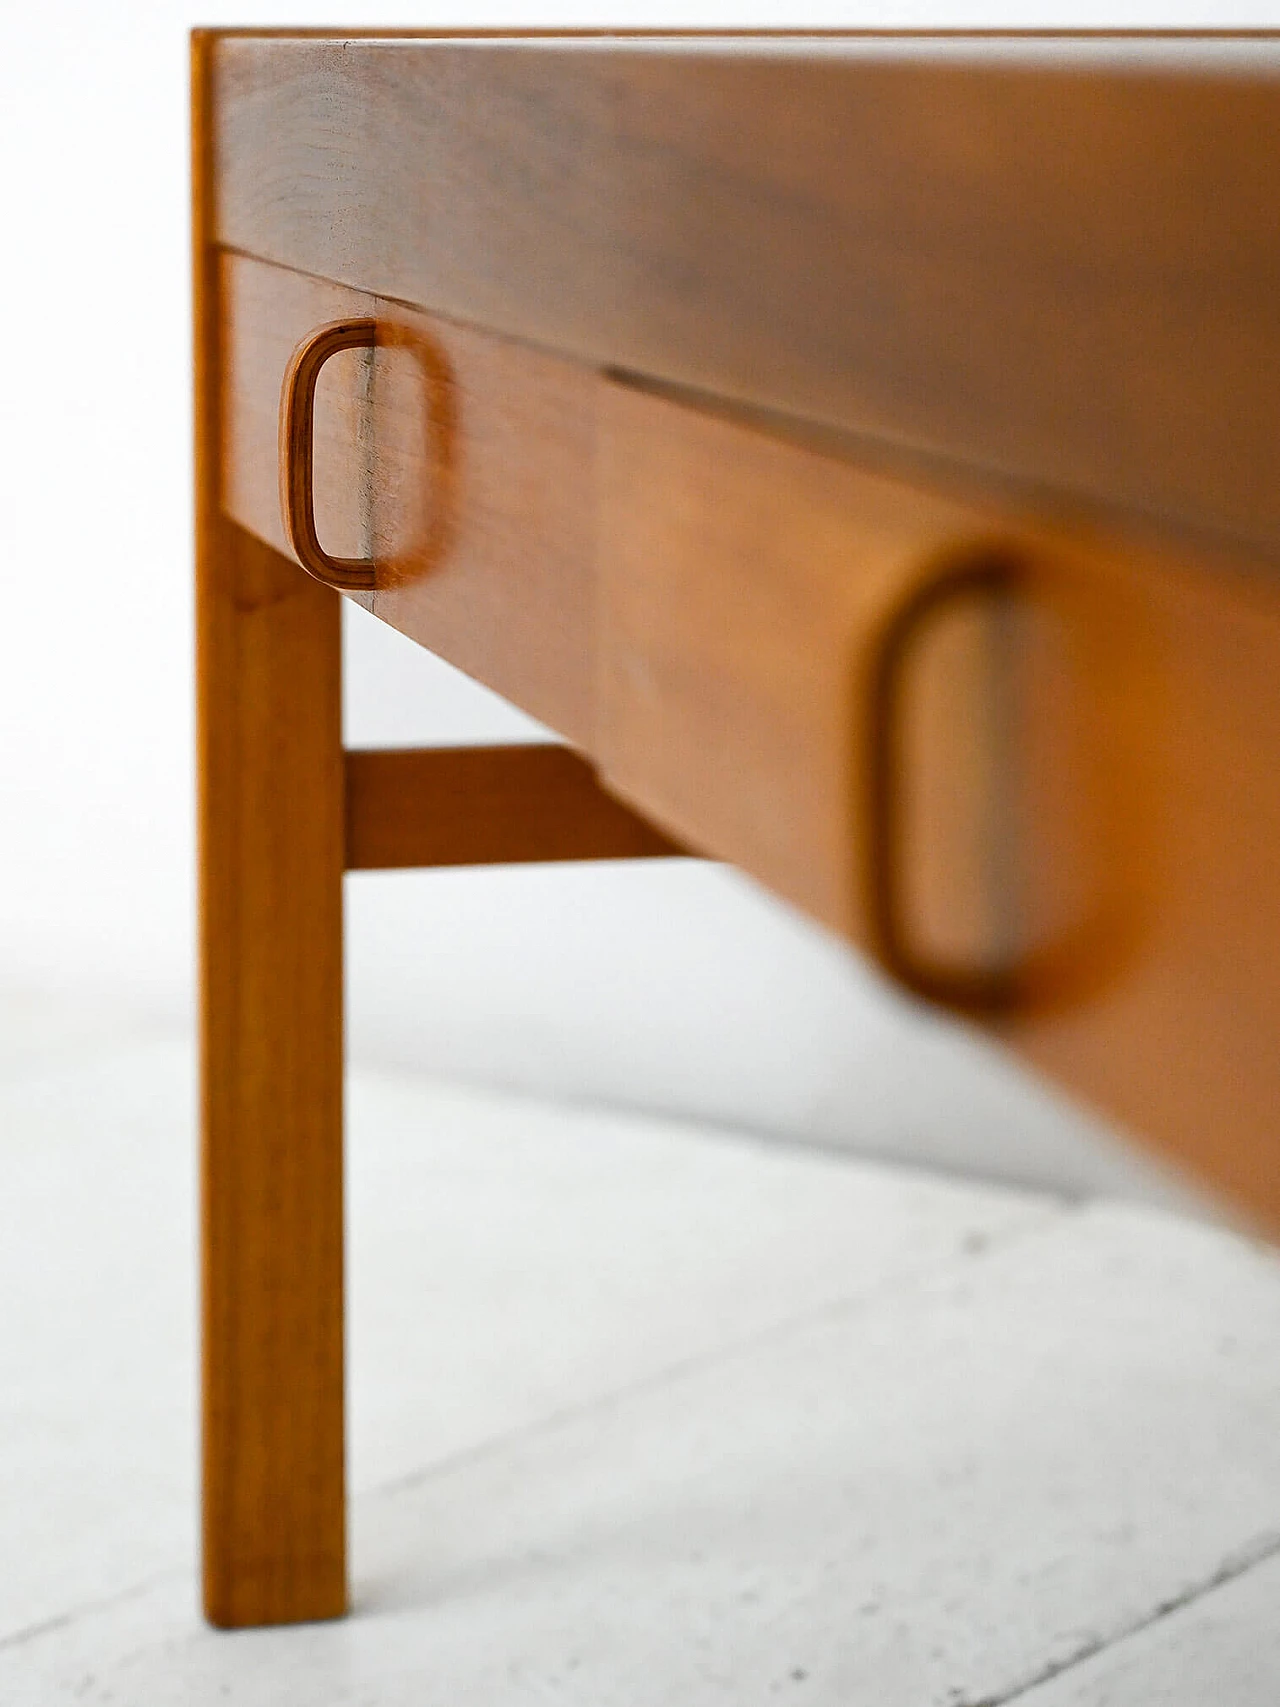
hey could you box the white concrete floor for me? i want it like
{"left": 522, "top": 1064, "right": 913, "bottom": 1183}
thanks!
{"left": 2, "top": 1017, "right": 1279, "bottom": 1704}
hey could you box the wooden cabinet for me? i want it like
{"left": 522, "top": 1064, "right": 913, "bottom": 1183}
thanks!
{"left": 198, "top": 28, "right": 1280, "bottom": 1629}
{"left": 222, "top": 246, "right": 1280, "bottom": 1228}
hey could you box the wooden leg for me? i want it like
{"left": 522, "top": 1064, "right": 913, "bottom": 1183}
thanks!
{"left": 197, "top": 516, "right": 347, "bottom": 1627}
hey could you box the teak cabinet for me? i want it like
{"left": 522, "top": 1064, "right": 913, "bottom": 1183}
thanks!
{"left": 194, "top": 30, "right": 1280, "bottom": 1629}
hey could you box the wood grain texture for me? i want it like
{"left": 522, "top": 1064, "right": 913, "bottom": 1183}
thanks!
{"left": 345, "top": 745, "right": 687, "bottom": 870}
{"left": 222, "top": 254, "right": 599, "bottom": 746}
{"left": 598, "top": 378, "right": 1009, "bottom": 959}
{"left": 600, "top": 377, "right": 1280, "bottom": 1228}
{"left": 222, "top": 251, "right": 375, "bottom": 611}
{"left": 212, "top": 32, "right": 1280, "bottom": 560}
{"left": 198, "top": 522, "right": 347, "bottom": 1628}
{"left": 368, "top": 299, "right": 598, "bottom": 747}
{"left": 205, "top": 27, "right": 1280, "bottom": 1230}
{"left": 279, "top": 317, "right": 379, "bottom": 591}
{"left": 196, "top": 37, "right": 347, "bottom": 1629}
{"left": 1007, "top": 546, "right": 1280, "bottom": 1227}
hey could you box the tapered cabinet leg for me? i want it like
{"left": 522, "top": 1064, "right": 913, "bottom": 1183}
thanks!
{"left": 197, "top": 516, "right": 347, "bottom": 1627}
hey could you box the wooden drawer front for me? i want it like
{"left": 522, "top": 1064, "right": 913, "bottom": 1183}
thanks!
{"left": 600, "top": 378, "right": 1280, "bottom": 1225}
{"left": 222, "top": 252, "right": 373, "bottom": 577}
{"left": 599, "top": 380, "right": 1016, "bottom": 958}
{"left": 221, "top": 253, "right": 599, "bottom": 747}
{"left": 222, "top": 253, "right": 1280, "bottom": 1223}
{"left": 367, "top": 302, "right": 597, "bottom": 747}
{"left": 1011, "top": 547, "right": 1280, "bottom": 1224}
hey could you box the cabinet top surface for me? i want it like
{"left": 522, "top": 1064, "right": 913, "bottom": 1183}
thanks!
{"left": 202, "top": 29, "right": 1280, "bottom": 563}
{"left": 201, "top": 28, "right": 1280, "bottom": 48}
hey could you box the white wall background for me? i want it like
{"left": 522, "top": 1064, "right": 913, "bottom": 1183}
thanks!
{"left": 0, "top": 0, "right": 1254, "bottom": 1203}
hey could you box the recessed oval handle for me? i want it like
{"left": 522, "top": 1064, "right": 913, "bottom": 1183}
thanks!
{"left": 865, "top": 542, "right": 1146, "bottom": 1017}
{"left": 866, "top": 548, "right": 1023, "bottom": 1014}
{"left": 279, "top": 318, "right": 378, "bottom": 592}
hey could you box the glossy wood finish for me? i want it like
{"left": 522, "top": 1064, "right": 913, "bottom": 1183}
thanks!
{"left": 195, "top": 38, "right": 348, "bottom": 1628}
{"left": 345, "top": 746, "right": 686, "bottom": 870}
{"left": 211, "top": 32, "right": 1280, "bottom": 561}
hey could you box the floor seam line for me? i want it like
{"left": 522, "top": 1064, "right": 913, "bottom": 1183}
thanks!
{"left": 969, "top": 1527, "right": 1280, "bottom": 1707}
{"left": 363, "top": 1199, "right": 1076, "bottom": 1505}
{"left": 0, "top": 1566, "right": 190, "bottom": 1656}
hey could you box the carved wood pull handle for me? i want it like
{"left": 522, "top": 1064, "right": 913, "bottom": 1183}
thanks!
{"left": 866, "top": 549, "right": 1024, "bottom": 1015}
{"left": 866, "top": 545, "right": 1145, "bottom": 1017}
{"left": 280, "top": 318, "right": 377, "bottom": 592}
